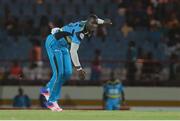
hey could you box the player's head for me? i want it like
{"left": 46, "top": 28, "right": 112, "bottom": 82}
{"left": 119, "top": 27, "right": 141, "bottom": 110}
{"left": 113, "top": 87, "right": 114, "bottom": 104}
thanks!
{"left": 86, "top": 14, "right": 98, "bottom": 32}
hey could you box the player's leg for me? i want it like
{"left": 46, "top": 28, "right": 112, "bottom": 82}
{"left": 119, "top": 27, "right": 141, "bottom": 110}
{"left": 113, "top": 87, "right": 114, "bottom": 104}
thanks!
{"left": 51, "top": 47, "right": 73, "bottom": 111}
{"left": 113, "top": 99, "right": 120, "bottom": 110}
{"left": 62, "top": 47, "right": 73, "bottom": 82}
{"left": 46, "top": 49, "right": 64, "bottom": 111}
{"left": 105, "top": 98, "right": 113, "bottom": 110}
{"left": 41, "top": 35, "right": 57, "bottom": 100}
{"left": 45, "top": 50, "right": 57, "bottom": 92}
{"left": 45, "top": 35, "right": 57, "bottom": 92}
{"left": 54, "top": 47, "right": 73, "bottom": 101}
{"left": 48, "top": 50, "right": 64, "bottom": 102}
{"left": 41, "top": 52, "right": 56, "bottom": 100}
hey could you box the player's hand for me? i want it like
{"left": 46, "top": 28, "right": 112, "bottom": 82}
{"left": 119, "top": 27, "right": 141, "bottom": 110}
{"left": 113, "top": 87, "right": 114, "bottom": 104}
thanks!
{"left": 78, "top": 69, "right": 86, "bottom": 80}
{"left": 104, "top": 19, "right": 112, "bottom": 25}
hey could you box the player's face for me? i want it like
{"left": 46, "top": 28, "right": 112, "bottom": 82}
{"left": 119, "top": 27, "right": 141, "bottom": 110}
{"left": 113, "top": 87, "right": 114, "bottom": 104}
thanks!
{"left": 86, "top": 18, "right": 98, "bottom": 32}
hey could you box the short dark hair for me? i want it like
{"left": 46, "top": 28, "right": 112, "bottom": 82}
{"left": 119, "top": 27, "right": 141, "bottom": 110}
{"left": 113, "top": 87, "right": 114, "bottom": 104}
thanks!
{"left": 87, "top": 14, "right": 98, "bottom": 20}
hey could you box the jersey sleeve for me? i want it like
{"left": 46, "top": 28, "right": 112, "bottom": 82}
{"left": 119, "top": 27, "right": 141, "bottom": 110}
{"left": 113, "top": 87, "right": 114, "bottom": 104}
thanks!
{"left": 70, "top": 42, "right": 81, "bottom": 67}
{"left": 71, "top": 35, "right": 81, "bottom": 44}
{"left": 62, "top": 21, "right": 86, "bottom": 45}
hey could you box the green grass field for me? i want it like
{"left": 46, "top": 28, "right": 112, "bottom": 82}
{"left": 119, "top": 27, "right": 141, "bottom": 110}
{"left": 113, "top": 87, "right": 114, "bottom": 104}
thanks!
{"left": 0, "top": 110, "right": 180, "bottom": 120}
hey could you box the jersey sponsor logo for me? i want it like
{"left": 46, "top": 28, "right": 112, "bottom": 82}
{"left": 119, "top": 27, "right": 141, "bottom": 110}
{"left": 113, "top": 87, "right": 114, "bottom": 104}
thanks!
{"left": 79, "top": 33, "right": 84, "bottom": 39}
{"left": 76, "top": 32, "right": 84, "bottom": 41}
{"left": 109, "top": 89, "right": 119, "bottom": 94}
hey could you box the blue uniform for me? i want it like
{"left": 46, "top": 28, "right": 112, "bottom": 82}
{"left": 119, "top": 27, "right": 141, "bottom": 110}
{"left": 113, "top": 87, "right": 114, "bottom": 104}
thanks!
{"left": 45, "top": 21, "right": 86, "bottom": 102}
{"left": 104, "top": 80, "right": 124, "bottom": 110}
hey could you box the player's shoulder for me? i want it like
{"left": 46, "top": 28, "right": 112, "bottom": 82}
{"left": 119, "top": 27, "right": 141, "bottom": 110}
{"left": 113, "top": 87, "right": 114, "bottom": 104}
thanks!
{"left": 68, "top": 21, "right": 86, "bottom": 30}
{"left": 78, "top": 20, "right": 86, "bottom": 27}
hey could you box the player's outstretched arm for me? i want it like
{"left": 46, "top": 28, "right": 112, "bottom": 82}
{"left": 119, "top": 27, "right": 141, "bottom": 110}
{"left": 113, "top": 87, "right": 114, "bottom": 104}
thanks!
{"left": 70, "top": 42, "right": 86, "bottom": 80}
{"left": 97, "top": 18, "right": 112, "bottom": 25}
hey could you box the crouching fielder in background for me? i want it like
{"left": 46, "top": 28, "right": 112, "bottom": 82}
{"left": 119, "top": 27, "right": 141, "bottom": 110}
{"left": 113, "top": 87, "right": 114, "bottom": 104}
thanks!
{"left": 103, "top": 76, "right": 126, "bottom": 110}
{"left": 41, "top": 14, "right": 112, "bottom": 112}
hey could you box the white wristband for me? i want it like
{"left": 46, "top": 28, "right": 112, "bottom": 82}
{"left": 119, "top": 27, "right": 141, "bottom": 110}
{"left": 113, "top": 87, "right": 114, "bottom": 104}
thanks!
{"left": 51, "top": 27, "right": 61, "bottom": 34}
{"left": 76, "top": 67, "right": 82, "bottom": 71}
{"left": 97, "top": 18, "right": 104, "bottom": 24}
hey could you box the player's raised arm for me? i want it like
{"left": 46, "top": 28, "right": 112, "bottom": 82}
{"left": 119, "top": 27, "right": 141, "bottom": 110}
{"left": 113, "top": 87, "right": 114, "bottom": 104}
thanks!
{"left": 70, "top": 42, "right": 86, "bottom": 80}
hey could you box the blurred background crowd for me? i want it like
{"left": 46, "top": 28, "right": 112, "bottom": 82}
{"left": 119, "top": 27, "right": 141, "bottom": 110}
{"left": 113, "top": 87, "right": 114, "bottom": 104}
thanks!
{"left": 0, "top": 0, "right": 180, "bottom": 86}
